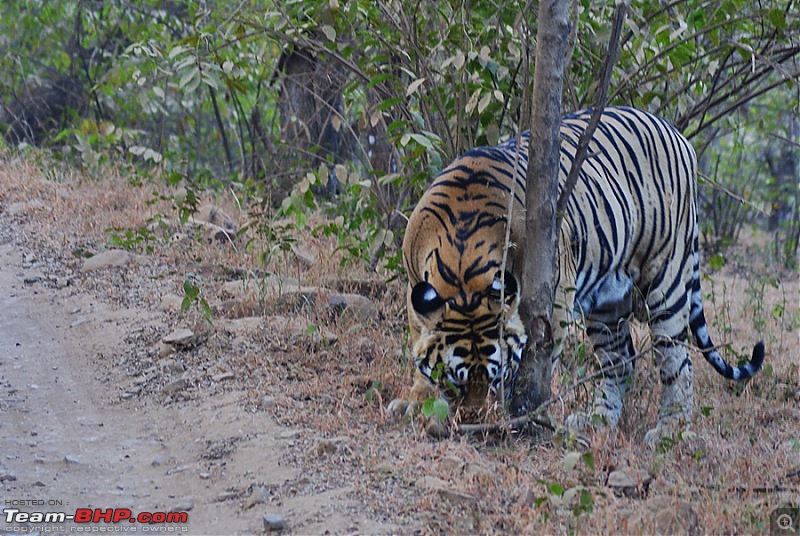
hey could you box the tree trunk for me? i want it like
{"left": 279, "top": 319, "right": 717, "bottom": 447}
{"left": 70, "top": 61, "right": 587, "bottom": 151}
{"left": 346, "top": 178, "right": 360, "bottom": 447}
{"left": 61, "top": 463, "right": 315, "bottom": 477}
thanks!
{"left": 509, "top": 0, "right": 570, "bottom": 418}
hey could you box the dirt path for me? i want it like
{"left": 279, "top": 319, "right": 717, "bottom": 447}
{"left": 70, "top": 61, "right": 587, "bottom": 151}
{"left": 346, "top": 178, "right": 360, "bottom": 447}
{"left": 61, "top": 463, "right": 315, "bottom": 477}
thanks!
{"left": 0, "top": 242, "right": 384, "bottom": 535}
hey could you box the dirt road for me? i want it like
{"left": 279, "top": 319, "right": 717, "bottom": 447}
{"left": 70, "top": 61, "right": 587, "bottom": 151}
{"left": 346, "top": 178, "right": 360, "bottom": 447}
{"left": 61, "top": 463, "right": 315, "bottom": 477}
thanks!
{"left": 0, "top": 242, "right": 388, "bottom": 535}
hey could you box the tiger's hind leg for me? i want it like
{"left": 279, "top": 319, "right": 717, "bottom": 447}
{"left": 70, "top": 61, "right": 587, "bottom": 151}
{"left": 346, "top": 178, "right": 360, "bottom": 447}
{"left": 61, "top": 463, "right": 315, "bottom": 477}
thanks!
{"left": 643, "top": 334, "right": 694, "bottom": 446}
{"left": 565, "top": 317, "right": 636, "bottom": 432}
{"left": 643, "top": 279, "right": 695, "bottom": 447}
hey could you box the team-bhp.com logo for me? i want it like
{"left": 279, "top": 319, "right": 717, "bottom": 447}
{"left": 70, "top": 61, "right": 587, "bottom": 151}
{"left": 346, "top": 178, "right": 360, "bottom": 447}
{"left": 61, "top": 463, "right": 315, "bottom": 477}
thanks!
{"left": 4, "top": 507, "right": 188, "bottom": 532}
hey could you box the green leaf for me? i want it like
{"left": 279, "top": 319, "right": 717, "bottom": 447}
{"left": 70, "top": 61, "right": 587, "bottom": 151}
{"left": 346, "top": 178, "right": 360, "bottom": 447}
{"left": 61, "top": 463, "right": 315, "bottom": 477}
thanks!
{"left": 432, "top": 398, "right": 449, "bottom": 421}
{"left": 548, "top": 483, "right": 564, "bottom": 496}
{"left": 769, "top": 9, "right": 787, "bottom": 32}
{"left": 421, "top": 397, "right": 435, "bottom": 418}
{"left": 708, "top": 253, "right": 726, "bottom": 271}
{"left": 577, "top": 489, "right": 594, "bottom": 513}
{"left": 321, "top": 25, "right": 336, "bottom": 42}
{"left": 183, "top": 280, "right": 200, "bottom": 300}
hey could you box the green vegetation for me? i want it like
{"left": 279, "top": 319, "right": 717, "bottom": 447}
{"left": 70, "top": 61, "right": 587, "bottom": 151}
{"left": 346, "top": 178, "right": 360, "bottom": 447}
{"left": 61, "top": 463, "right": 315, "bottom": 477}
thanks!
{"left": 0, "top": 0, "right": 796, "bottom": 271}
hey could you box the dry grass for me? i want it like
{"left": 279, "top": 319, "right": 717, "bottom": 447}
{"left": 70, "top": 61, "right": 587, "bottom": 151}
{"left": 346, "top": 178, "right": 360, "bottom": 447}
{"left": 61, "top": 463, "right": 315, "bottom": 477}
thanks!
{"left": 1, "top": 151, "right": 798, "bottom": 534}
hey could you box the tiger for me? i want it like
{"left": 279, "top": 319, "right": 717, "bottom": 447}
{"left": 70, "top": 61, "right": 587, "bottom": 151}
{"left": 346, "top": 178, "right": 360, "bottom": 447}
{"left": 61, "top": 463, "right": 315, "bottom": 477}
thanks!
{"left": 388, "top": 106, "right": 764, "bottom": 444}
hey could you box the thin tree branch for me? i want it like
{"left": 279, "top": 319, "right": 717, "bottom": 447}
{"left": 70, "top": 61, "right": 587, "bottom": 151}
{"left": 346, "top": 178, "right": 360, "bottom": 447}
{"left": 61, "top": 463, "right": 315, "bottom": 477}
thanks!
{"left": 555, "top": 1, "right": 628, "bottom": 229}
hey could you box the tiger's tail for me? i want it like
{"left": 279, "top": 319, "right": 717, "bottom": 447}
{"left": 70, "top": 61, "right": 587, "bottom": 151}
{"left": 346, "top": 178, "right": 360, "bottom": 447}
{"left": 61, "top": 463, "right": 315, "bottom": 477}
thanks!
{"left": 688, "top": 250, "right": 765, "bottom": 381}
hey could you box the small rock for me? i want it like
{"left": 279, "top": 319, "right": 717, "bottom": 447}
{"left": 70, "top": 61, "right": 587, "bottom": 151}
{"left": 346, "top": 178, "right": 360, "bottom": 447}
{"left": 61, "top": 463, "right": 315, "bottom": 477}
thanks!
{"left": 628, "top": 497, "right": 700, "bottom": 536}
{"left": 64, "top": 455, "right": 82, "bottom": 465}
{"left": 199, "top": 472, "right": 211, "bottom": 480}
{"left": 216, "top": 491, "right": 238, "bottom": 502}
{"left": 160, "top": 293, "right": 184, "bottom": 312}
{"left": 0, "top": 467, "right": 17, "bottom": 482}
{"left": 327, "top": 293, "right": 379, "bottom": 323}
{"left": 81, "top": 250, "right": 143, "bottom": 272}
{"left": 607, "top": 469, "right": 652, "bottom": 498}
{"left": 55, "top": 277, "right": 70, "bottom": 289}
{"left": 157, "top": 343, "right": 175, "bottom": 358}
{"left": 173, "top": 497, "right": 194, "bottom": 511}
{"left": 162, "top": 328, "right": 201, "bottom": 348}
{"left": 245, "top": 486, "right": 270, "bottom": 509}
{"left": 151, "top": 456, "right": 165, "bottom": 467}
{"left": 261, "top": 396, "right": 276, "bottom": 409}
{"left": 23, "top": 275, "right": 42, "bottom": 284}
{"left": 262, "top": 513, "right": 286, "bottom": 532}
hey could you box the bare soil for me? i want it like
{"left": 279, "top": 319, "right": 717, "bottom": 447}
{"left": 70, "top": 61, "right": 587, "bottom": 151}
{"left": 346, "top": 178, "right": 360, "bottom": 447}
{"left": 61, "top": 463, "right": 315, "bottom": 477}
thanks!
{"left": 1, "top": 154, "right": 798, "bottom": 535}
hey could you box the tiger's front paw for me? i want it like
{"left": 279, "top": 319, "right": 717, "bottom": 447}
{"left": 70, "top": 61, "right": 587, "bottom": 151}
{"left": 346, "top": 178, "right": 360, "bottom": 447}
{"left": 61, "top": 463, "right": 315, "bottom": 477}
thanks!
{"left": 388, "top": 373, "right": 437, "bottom": 420}
{"left": 644, "top": 420, "right": 694, "bottom": 449}
{"left": 386, "top": 398, "right": 419, "bottom": 419}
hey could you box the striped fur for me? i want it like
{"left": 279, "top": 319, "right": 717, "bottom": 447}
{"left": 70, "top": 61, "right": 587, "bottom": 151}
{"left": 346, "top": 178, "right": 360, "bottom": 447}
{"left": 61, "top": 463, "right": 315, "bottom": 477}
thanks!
{"left": 390, "top": 107, "right": 764, "bottom": 442}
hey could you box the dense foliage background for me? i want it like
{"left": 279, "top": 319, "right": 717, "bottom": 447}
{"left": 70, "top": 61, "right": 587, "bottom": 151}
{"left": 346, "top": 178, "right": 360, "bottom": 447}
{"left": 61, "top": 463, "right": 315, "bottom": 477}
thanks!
{"left": 1, "top": 0, "right": 798, "bottom": 269}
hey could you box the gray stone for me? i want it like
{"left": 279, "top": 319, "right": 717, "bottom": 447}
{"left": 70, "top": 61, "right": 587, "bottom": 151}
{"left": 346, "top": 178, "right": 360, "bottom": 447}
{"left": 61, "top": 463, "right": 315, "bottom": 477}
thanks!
{"left": 173, "top": 497, "right": 194, "bottom": 511}
{"left": 262, "top": 513, "right": 286, "bottom": 532}
{"left": 160, "top": 293, "right": 184, "bottom": 312}
{"left": 162, "top": 328, "right": 199, "bottom": 347}
{"left": 327, "top": 293, "right": 378, "bottom": 323}
{"left": 0, "top": 466, "right": 17, "bottom": 482}
{"left": 81, "top": 249, "right": 145, "bottom": 272}
{"left": 216, "top": 491, "right": 238, "bottom": 502}
{"left": 607, "top": 469, "right": 652, "bottom": 498}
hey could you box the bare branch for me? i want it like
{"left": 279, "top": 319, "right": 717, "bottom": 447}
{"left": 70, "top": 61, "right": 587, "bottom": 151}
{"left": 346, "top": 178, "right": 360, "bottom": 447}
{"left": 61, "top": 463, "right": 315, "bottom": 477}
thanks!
{"left": 555, "top": 2, "right": 628, "bottom": 229}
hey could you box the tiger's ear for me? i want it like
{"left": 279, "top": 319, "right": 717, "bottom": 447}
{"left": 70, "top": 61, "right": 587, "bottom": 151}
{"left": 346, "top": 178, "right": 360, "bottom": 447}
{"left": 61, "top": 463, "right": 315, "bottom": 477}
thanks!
{"left": 410, "top": 281, "right": 445, "bottom": 315}
{"left": 490, "top": 271, "right": 518, "bottom": 303}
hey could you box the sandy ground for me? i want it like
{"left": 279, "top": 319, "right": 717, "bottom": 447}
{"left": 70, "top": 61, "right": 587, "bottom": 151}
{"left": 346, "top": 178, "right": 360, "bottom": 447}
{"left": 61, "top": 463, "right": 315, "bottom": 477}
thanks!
{"left": 0, "top": 240, "right": 399, "bottom": 535}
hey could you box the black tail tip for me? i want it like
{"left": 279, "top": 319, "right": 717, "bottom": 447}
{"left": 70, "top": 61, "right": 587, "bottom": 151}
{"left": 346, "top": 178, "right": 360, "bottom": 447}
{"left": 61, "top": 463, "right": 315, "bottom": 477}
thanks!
{"left": 751, "top": 341, "right": 765, "bottom": 372}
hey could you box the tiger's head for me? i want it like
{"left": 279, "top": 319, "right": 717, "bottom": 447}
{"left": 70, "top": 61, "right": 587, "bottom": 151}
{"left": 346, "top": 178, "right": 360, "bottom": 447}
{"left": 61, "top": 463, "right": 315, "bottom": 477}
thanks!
{"left": 406, "top": 268, "right": 528, "bottom": 405}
